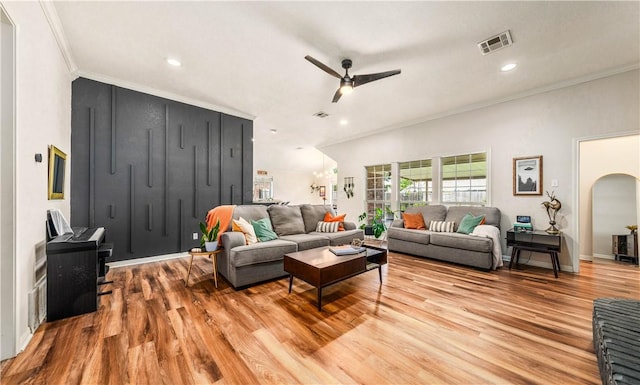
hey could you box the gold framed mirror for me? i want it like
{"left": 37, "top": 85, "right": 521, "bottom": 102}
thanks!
{"left": 48, "top": 145, "right": 67, "bottom": 200}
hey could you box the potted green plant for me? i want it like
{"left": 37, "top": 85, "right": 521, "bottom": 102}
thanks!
{"left": 359, "top": 208, "right": 387, "bottom": 239}
{"left": 200, "top": 219, "right": 221, "bottom": 251}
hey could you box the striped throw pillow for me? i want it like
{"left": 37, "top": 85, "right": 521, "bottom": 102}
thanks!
{"left": 316, "top": 221, "right": 340, "bottom": 233}
{"left": 429, "top": 220, "right": 455, "bottom": 232}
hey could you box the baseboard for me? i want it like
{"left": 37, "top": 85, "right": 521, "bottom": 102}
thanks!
{"left": 593, "top": 253, "right": 614, "bottom": 260}
{"left": 107, "top": 252, "right": 187, "bottom": 269}
{"left": 503, "top": 255, "right": 573, "bottom": 273}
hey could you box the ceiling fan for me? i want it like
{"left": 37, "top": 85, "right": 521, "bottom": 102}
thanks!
{"left": 305, "top": 55, "right": 401, "bottom": 103}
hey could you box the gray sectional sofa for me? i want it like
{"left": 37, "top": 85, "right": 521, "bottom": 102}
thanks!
{"left": 387, "top": 205, "right": 502, "bottom": 270}
{"left": 218, "top": 204, "right": 364, "bottom": 288}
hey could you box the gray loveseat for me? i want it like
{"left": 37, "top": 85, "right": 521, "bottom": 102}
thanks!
{"left": 387, "top": 205, "right": 502, "bottom": 270}
{"left": 218, "top": 204, "right": 364, "bottom": 288}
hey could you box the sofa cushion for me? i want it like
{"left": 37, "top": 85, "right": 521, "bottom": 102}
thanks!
{"left": 232, "top": 205, "right": 269, "bottom": 225}
{"left": 405, "top": 205, "right": 447, "bottom": 226}
{"left": 278, "top": 234, "right": 330, "bottom": 251}
{"left": 387, "top": 227, "right": 430, "bottom": 244}
{"left": 268, "top": 205, "right": 306, "bottom": 236}
{"left": 251, "top": 218, "right": 278, "bottom": 242}
{"left": 457, "top": 213, "right": 485, "bottom": 235}
{"left": 300, "top": 204, "right": 336, "bottom": 233}
{"left": 230, "top": 239, "right": 298, "bottom": 267}
{"left": 402, "top": 212, "right": 426, "bottom": 230}
{"left": 445, "top": 206, "right": 501, "bottom": 229}
{"left": 430, "top": 232, "right": 492, "bottom": 253}
{"left": 309, "top": 229, "right": 364, "bottom": 246}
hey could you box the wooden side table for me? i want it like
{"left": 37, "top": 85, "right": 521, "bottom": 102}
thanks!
{"left": 185, "top": 249, "right": 222, "bottom": 288}
{"left": 506, "top": 229, "right": 562, "bottom": 278}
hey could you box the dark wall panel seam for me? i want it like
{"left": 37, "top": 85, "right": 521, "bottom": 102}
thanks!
{"left": 89, "top": 107, "right": 95, "bottom": 228}
{"left": 164, "top": 104, "right": 169, "bottom": 236}
{"left": 129, "top": 164, "right": 135, "bottom": 253}
{"left": 110, "top": 86, "right": 116, "bottom": 174}
{"left": 148, "top": 129, "right": 153, "bottom": 188}
{"left": 193, "top": 146, "right": 198, "bottom": 218}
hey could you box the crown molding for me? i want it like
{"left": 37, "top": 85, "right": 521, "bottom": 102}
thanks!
{"left": 39, "top": 0, "right": 77, "bottom": 73}
{"left": 319, "top": 63, "right": 640, "bottom": 149}
{"left": 74, "top": 70, "right": 255, "bottom": 121}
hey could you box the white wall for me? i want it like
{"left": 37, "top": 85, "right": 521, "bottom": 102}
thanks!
{"left": 1, "top": 1, "right": 72, "bottom": 352}
{"left": 322, "top": 69, "right": 640, "bottom": 272}
{"left": 579, "top": 135, "right": 640, "bottom": 259}
{"left": 592, "top": 174, "right": 638, "bottom": 258}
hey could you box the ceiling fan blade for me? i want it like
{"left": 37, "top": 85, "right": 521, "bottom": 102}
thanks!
{"left": 353, "top": 69, "right": 401, "bottom": 88}
{"left": 331, "top": 88, "right": 342, "bottom": 103}
{"left": 305, "top": 55, "right": 342, "bottom": 79}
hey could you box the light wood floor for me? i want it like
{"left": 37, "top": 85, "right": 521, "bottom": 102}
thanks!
{"left": 2, "top": 253, "right": 638, "bottom": 384}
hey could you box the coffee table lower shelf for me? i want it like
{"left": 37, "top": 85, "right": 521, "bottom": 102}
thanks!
{"left": 284, "top": 245, "right": 387, "bottom": 311}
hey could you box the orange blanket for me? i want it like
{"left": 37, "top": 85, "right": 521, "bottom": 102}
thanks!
{"left": 205, "top": 205, "right": 236, "bottom": 243}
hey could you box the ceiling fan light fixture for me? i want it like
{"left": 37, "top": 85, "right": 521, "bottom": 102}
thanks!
{"left": 339, "top": 79, "right": 353, "bottom": 95}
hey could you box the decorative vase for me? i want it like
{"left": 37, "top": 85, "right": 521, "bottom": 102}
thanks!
{"left": 204, "top": 241, "right": 218, "bottom": 251}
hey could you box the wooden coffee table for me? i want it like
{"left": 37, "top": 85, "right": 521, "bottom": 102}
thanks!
{"left": 284, "top": 245, "right": 387, "bottom": 310}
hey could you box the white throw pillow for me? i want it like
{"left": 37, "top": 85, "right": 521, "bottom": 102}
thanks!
{"left": 232, "top": 217, "right": 258, "bottom": 244}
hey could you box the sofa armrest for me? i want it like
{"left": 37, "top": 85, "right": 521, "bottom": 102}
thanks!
{"left": 391, "top": 219, "right": 404, "bottom": 228}
{"left": 221, "top": 231, "right": 247, "bottom": 250}
{"left": 343, "top": 221, "right": 357, "bottom": 231}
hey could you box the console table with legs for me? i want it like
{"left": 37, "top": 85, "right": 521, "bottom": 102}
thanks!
{"left": 507, "top": 229, "right": 562, "bottom": 278}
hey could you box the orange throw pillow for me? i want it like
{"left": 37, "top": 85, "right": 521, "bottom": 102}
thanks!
{"left": 402, "top": 212, "right": 426, "bottom": 230}
{"left": 323, "top": 212, "right": 346, "bottom": 231}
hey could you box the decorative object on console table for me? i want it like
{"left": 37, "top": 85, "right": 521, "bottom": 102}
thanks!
{"left": 513, "top": 155, "right": 543, "bottom": 195}
{"left": 541, "top": 190, "right": 561, "bottom": 234}
{"left": 612, "top": 233, "right": 638, "bottom": 263}
{"left": 626, "top": 224, "right": 638, "bottom": 234}
{"left": 200, "top": 219, "right": 220, "bottom": 251}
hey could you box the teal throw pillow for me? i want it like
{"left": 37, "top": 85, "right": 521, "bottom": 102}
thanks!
{"left": 456, "top": 213, "right": 485, "bottom": 234}
{"left": 251, "top": 218, "right": 278, "bottom": 242}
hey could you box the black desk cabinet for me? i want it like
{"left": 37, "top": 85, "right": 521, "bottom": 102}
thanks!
{"left": 47, "top": 246, "right": 98, "bottom": 321}
{"left": 506, "top": 229, "right": 562, "bottom": 278}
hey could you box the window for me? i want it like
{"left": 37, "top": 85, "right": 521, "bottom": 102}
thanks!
{"left": 399, "top": 159, "right": 432, "bottom": 211}
{"left": 365, "top": 164, "right": 391, "bottom": 220}
{"left": 441, "top": 152, "right": 487, "bottom": 205}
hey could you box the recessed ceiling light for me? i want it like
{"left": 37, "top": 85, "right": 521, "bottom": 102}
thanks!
{"left": 501, "top": 63, "right": 517, "bottom": 72}
{"left": 339, "top": 119, "right": 348, "bottom": 125}
{"left": 166, "top": 58, "right": 181, "bottom": 67}
{"left": 270, "top": 129, "right": 277, "bottom": 134}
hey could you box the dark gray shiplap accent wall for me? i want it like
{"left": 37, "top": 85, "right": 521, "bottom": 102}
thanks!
{"left": 71, "top": 78, "right": 253, "bottom": 261}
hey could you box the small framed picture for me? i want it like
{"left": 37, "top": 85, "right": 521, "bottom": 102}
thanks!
{"left": 513, "top": 156, "right": 543, "bottom": 195}
{"left": 319, "top": 185, "right": 326, "bottom": 198}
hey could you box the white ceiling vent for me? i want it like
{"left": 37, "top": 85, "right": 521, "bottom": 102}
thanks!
{"left": 478, "top": 30, "right": 513, "bottom": 55}
{"left": 313, "top": 111, "right": 329, "bottom": 118}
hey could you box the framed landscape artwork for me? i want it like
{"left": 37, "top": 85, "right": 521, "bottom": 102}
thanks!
{"left": 513, "top": 155, "right": 543, "bottom": 195}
